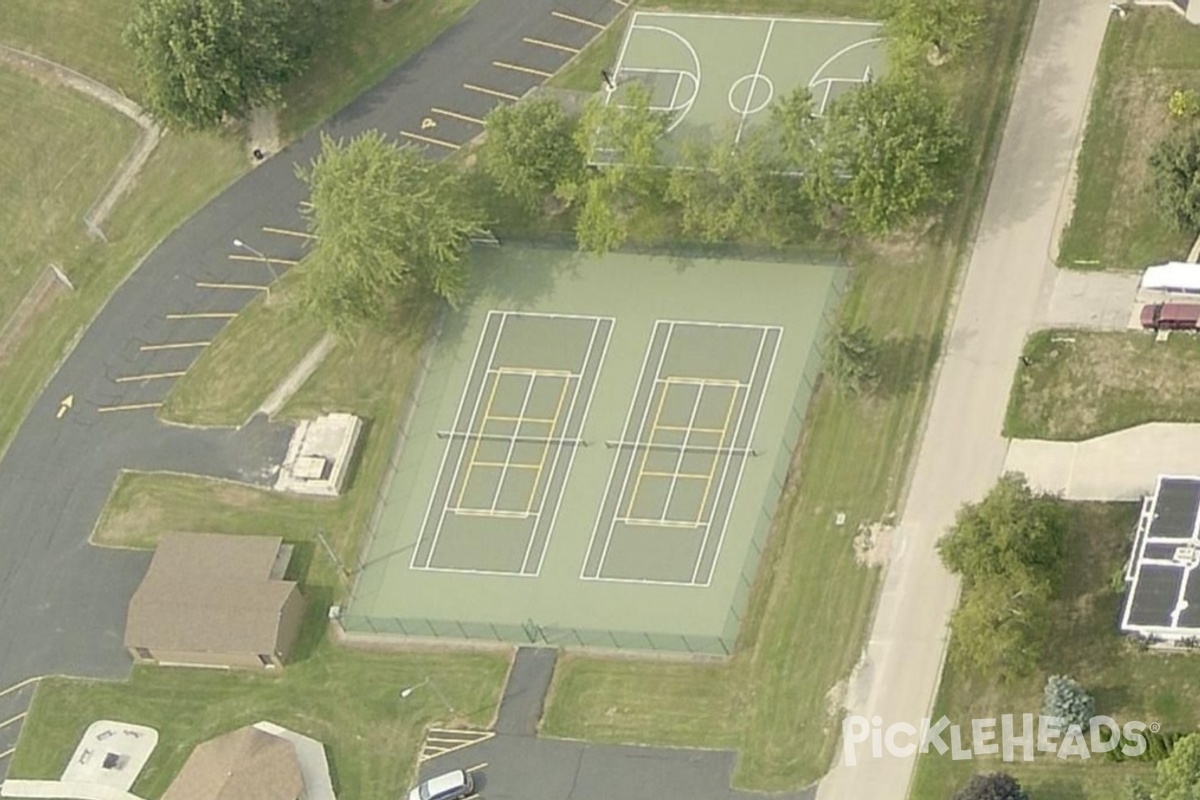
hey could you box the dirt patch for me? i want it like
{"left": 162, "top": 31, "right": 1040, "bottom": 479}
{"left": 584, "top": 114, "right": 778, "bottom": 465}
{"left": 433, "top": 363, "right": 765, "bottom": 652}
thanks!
{"left": 0, "top": 267, "right": 67, "bottom": 367}
{"left": 853, "top": 521, "right": 894, "bottom": 568}
{"left": 247, "top": 106, "right": 281, "bottom": 163}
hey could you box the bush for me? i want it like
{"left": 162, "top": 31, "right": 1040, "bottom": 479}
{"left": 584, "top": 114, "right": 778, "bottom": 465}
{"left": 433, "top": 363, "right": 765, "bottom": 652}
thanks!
{"left": 953, "top": 772, "right": 1029, "bottom": 800}
{"left": 1042, "top": 674, "right": 1096, "bottom": 731}
{"left": 1169, "top": 89, "right": 1200, "bottom": 119}
{"left": 1149, "top": 126, "right": 1200, "bottom": 233}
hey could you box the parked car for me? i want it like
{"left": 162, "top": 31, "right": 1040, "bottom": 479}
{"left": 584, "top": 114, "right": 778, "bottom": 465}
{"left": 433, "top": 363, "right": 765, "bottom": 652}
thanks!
{"left": 407, "top": 769, "right": 474, "bottom": 800}
{"left": 1140, "top": 302, "right": 1200, "bottom": 331}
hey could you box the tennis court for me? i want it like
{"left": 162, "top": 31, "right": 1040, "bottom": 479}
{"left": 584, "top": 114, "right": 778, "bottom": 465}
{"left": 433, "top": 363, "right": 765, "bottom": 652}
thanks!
{"left": 597, "top": 11, "right": 886, "bottom": 162}
{"left": 346, "top": 247, "right": 843, "bottom": 654}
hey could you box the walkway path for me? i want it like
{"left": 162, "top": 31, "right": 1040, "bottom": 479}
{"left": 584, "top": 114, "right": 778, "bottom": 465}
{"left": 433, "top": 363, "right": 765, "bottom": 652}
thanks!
{"left": 1006, "top": 422, "right": 1200, "bottom": 500}
{"left": 816, "top": 1, "right": 1111, "bottom": 798}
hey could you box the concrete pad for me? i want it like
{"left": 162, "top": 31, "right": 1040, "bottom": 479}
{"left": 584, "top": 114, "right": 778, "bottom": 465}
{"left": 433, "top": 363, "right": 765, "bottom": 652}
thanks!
{"left": 61, "top": 721, "right": 157, "bottom": 791}
{"left": 0, "top": 780, "right": 141, "bottom": 800}
{"left": 1006, "top": 423, "right": 1200, "bottom": 500}
{"left": 1034, "top": 268, "right": 1141, "bottom": 331}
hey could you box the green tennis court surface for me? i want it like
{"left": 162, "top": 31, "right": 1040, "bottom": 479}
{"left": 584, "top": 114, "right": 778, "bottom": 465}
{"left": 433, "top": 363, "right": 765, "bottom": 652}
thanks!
{"left": 346, "top": 247, "right": 843, "bottom": 654}
{"left": 597, "top": 11, "right": 886, "bottom": 163}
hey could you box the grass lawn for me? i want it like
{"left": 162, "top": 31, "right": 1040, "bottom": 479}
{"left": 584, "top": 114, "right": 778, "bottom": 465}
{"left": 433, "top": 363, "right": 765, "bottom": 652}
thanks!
{"left": 0, "top": 67, "right": 138, "bottom": 331}
{"left": 908, "top": 502, "right": 1200, "bottom": 800}
{"left": 541, "top": 0, "right": 1036, "bottom": 790}
{"left": 11, "top": 646, "right": 507, "bottom": 799}
{"left": 159, "top": 274, "right": 326, "bottom": 426}
{"left": 1057, "top": 8, "right": 1200, "bottom": 271}
{"left": 0, "top": 0, "right": 476, "bottom": 457}
{"left": 1005, "top": 329, "right": 1200, "bottom": 441}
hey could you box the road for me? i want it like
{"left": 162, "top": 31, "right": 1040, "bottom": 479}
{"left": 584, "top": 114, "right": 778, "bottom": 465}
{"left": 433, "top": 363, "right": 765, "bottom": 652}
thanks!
{"left": 0, "top": 0, "right": 624, "bottom": 776}
{"left": 816, "top": 1, "right": 1111, "bottom": 798}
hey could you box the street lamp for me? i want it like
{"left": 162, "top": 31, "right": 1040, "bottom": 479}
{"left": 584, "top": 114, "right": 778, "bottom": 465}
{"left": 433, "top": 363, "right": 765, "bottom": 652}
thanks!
{"left": 399, "top": 677, "right": 455, "bottom": 714}
{"left": 232, "top": 238, "right": 280, "bottom": 286}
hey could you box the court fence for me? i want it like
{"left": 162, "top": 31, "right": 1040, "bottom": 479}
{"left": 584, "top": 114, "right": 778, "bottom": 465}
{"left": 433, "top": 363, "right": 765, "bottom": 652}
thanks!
{"left": 342, "top": 245, "right": 847, "bottom": 656}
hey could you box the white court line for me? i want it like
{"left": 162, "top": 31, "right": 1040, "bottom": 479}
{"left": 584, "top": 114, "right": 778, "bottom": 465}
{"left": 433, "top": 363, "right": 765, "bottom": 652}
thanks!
{"left": 592, "top": 321, "right": 676, "bottom": 578}
{"left": 655, "top": 376, "right": 747, "bottom": 388}
{"left": 413, "top": 311, "right": 508, "bottom": 569}
{"left": 668, "top": 319, "right": 780, "bottom": 330}
{"left": 486, "top": 373, "right": 542, "bottom": 511}
{"left": 808, "top": 37, "right": 885, "bottom": 90}
{"left": 630, "top": 25, "right": 701, "bottom": 134}
{"left": 695, "top": 326, "right": 783, "bottom": 586}
{"left": 818, "top": 82, "right": 833, "bottom": 116}
{"left": 735, "top": 19, "right": 775, "bottom": 145}
{"left": 524, "top": 319, "right": 605, "bottom": 573}
{"left": 631, "top": 10, "right": 881, "bottom": 26}
{"left": 413, "top": 564, "right": 541, "bottom": 578}
{"left": 581, "top": 321, "right": 672, "bottom": 579}
{"left": 450, "top": 508, "right": 533, "bottom": 519}
{"left": 668, "top": 72, "right": 683, "bottom": 111}
{"left": 658, "top": 382, "right": 708, "bottom": 522}
{"left": 616, "top": 516, "right": 704, "bottom": 530}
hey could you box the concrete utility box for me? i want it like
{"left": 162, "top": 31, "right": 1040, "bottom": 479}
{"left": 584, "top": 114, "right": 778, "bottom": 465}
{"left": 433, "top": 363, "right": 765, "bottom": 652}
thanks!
{"left": 275, "top": 413, "right": 363, "bottom": 497}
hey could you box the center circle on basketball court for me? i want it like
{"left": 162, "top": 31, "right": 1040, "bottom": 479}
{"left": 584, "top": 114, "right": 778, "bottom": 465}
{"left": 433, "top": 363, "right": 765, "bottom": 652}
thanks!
{"left": 727, "top": 73, "right": 775, "bottom": 116}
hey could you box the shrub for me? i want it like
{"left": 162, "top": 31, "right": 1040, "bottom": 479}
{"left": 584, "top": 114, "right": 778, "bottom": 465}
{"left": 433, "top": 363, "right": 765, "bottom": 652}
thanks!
{"left": 1042, "top": 674, "right": 1096, "bottom": 731}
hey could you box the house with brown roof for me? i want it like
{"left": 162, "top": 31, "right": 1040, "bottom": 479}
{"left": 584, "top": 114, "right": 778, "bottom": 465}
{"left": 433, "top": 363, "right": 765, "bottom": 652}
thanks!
{"left": 162, "top": 725, "right": 304, "bottom": 800}
{"left": 125, "top": 533, "right": 306, "bottom": 670}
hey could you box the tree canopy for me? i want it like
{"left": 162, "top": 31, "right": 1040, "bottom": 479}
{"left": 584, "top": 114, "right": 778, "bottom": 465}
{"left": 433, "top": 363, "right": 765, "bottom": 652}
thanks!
{"left": 823, "top": 324, "right": 882, "bottom": 397}
{"left": 806, "top": 76, "right": 965, "bottom": 235}
{"left": 481, "top": 98, "right": 584, "bottom": 213}
{"left": 297, "top": 131, "right": 487, "bottom": 332}
{"left": 953, "top": 772, "right": 1030, "bottom": 800}
{"left": 1151, "top": 734, "right": 1200, "bottom": 800}
{"left": 876, "top": 0, "right": 983, "bottom": 66}
{"left": 125, "top": 0, "right": 333, "bottom": 129}
{"left": 939, "top": 473, "right": 1066, "bottom": 679}
{"left": 1150, "top": 126, "right": 1200, "bottom": 234}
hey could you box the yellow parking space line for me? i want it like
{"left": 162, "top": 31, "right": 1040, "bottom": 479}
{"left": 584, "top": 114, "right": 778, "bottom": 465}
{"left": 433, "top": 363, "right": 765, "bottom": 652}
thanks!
{"left": 262, "top": 225, "right": 315, "bottom": 239}
{"left": 551, "top": 10, "right": 605, "bottom": 29}
{"left": 399, "top": 130, "right": 461, "bottom": 150}
{"left": 115, "top": 371, "right": 187, "bottom": 383}
{"left": 196, "top": 281, "right": 268, "bottom": 291}
{"left": 613, "top": 0, "right": 629, "bottom": 5}
{"left": 0, "top": 712, "right": 25, "bottom": 731}
{"left": 466, "top": 762, "right": 488, "bottom": 773}
{"left": 98, "top": 402, "right": 163, "bottom": 414}
{"left": 431, "top": 107, "right": 484, "bottom": 125}
{"left": 493, "top": 60, "right": 552, "bottom": 78}
{"left": 228, "top": 254, "right": 299, "bottom": 265}
{"left": 523, "top": 36, "right": 579, "bottom": 53}
{"left": 165, "top": 312, "right": 237, "bottom": 320}
{"left": 464, "top": 83, "right": 519, "bottom": 101}
{"left": 0, "top": 677, "right": 40, "bottom": 701}
{"left": 0, "top": 747, "right": 13, "bottom": 761}
{"left": 140, "top": 341, "right": 210, "bottom": 352}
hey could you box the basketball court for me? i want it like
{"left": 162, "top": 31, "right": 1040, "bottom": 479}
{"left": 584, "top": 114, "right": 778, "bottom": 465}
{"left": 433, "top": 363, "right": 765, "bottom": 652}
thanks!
{"left": 346, "top": 247, "right": 842, "bottom": 654}
{"left": 597, "top": 11, "right": 885, "bottom": 162}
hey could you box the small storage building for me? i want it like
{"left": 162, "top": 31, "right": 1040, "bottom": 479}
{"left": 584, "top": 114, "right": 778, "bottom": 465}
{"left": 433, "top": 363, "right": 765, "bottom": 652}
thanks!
{"left": 125, "top": 533, "right": 305, "bottom": 669}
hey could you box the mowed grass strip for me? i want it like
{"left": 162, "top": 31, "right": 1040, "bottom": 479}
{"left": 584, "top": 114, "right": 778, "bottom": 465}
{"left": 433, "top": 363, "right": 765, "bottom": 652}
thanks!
{"left": 1057, "top": 8, "right": 1200, "bottom": 271}
{"left": 541, "top": 0, "right": 1036, "bottom": 789}
{"left": 1005, "top": 329, "right": 1200, "bottom": 441}
{"left": 908, "top": 502, "right": 1200, "bottom": 800}
{"left": 159, "top": 274, "right": 325, "bottom": 426}
{"left": 0, "top": 68, "right": 138, "bottom": 330}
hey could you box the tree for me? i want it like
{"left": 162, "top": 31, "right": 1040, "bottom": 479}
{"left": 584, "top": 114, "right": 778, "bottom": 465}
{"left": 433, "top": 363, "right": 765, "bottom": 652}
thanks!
{"left": 1153, "top": 734, "right": 1200, "bottom": 800}
{"left": 1169, "top": 89, "right": 1200, "bottom": 120}
{"left": 481, "top": 98, "right": 584, "bottom": 213}
{"left": 876, "top": 0, "right": 983, "bottom": 67}
{"left": 297, "top": 131, "right": 487, "bottom": 332}
{"left": 938, "top": 472, "right": 1067, "bottom": 593}
{"left": 1042, "top": 674, "right": 1096, "bottom": 731}
{"left": 771, "top": 86, "right": 822, "bottom": 173}
{"left": 1150, "top": 126, "right": 1200, "bottom": 234}
{"left": 824, "top": 324, "right": 882, "bottom": 397}
{"left": 569, "top": 84, "right": 668, "bottom": 253}
{"left": 953, "top": 772, "right": 1029, "bottom": 800}
{"left": 949, "top": 573, "right": 1050, "bottom": 678}
{"left": 808, "top": 76, "right": 965, "bottom": 235}
{"left": 666, "top": 126, "right": 803, "bottom": 246}
{"left": 125, "top": 0, "right": 333, "bottom": 129}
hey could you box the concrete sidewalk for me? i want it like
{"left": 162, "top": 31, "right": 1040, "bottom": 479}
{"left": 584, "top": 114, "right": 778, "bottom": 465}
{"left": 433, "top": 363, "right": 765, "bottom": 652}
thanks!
{"left": 816, "top": 1, "right": 1111, "bottom": 798}
{"left": 1006, "top": 423, "right": 1200, "bottom": 500}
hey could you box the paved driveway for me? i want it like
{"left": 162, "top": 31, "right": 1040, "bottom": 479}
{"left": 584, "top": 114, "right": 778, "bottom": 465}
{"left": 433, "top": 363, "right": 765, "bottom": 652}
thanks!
{"left": 0, "top": 0, "right": 625, "bottom": 778}
{"left": 816, "top": 2, "right": 1111, "bottom": 798}
{"left": 1006, "top": 422, "right": 1200, "bottom": 500}
{"left": 1034, "top": 267, "right": 1141, "bottom": 331}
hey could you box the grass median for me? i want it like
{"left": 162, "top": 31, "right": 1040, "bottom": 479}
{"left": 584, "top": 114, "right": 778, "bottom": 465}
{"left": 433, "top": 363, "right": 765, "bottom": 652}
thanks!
{"left": 1005, "top": 329, "right": 1200, "bottom": 441}
{"left": 907, "top": 502, "right": 1200, "bottom": 800}
{"left": 541, "top": 0, "right": 1036, "bottom": 789}
{"left": 1057, "top": 8, "right": 1200, "bottom": 271}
